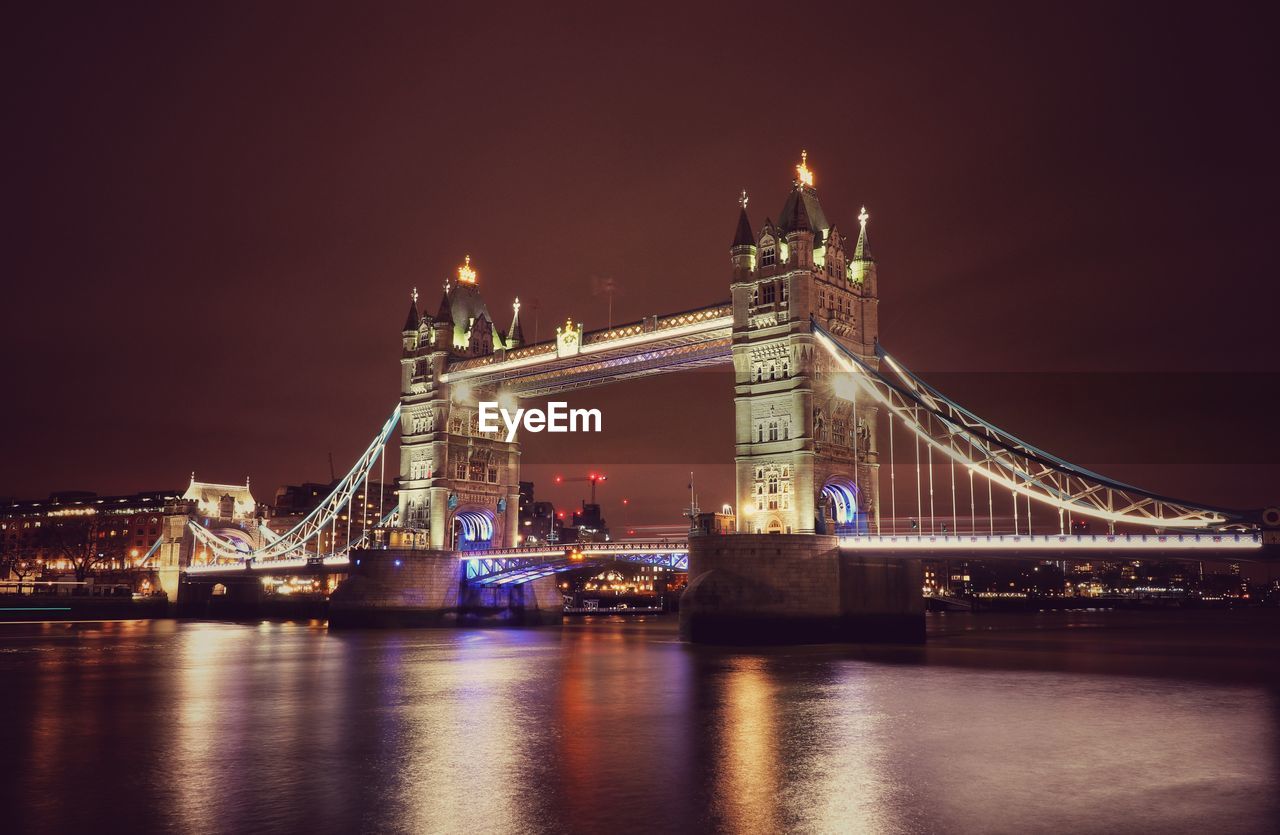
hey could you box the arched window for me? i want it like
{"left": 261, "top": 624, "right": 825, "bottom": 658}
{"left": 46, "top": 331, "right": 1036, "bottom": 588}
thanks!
{"left": 760, "top": 236, "right": 776, "bottom": 267}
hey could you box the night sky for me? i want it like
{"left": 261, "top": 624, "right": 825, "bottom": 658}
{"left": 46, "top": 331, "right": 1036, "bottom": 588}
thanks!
{"left": 4, "top": 3, "right": 1277, "bottom": 525}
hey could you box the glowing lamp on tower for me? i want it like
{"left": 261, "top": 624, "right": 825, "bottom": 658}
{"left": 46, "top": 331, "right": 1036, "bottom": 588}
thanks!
{"left": 796, "top": 149, "right": 814, "bottom": 188}
{"left": 457, "top": 254, "right": 477, "bottom": 285}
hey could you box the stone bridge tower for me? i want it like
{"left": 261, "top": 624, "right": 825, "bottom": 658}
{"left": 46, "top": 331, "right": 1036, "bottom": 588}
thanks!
{"left": 397, "top": 256, "right": 524, "bottom": 551}
{"left": 730, "top": 153, "right": 881, "bottom": 536}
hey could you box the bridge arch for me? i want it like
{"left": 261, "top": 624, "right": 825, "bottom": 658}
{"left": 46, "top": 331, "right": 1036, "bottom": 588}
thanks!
{"left": 452, "top": 508, "right": 496, "bottom": 552}
{"left": 820, "top": 476, "right": 866, "bottom": 536}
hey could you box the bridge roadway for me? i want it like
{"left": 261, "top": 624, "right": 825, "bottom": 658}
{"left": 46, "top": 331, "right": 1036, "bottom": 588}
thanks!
{"left": 182, "top": 532, "right": 1266, "bottom": 582}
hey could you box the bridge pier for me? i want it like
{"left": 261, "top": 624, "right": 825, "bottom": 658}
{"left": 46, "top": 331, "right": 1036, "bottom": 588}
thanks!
{"left": 329, "top": 549, "right": 562, "bottom": 628}
{"left": 177, "top": 574, "right": 265, "bottom": 618}
{"left": 680, "top": 534, "right": 924, "bottom": 645}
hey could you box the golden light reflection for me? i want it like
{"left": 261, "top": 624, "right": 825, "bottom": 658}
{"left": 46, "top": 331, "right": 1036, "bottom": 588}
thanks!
{"left": 714, "top": 659, "right": 782, "bottom": 833}
{"left": 397, "top": 633, "right": 533, "bottom": 831}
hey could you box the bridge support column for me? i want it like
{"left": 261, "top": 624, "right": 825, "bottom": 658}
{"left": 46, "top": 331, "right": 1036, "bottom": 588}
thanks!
{"left": 155, "top": 510, "right": 193, "bottom": 609}
{"left": 329, "top": 549, "right": 562, "bottom": 628}
{"left": 680, "top": 534, "right": 923, "bottom": 644}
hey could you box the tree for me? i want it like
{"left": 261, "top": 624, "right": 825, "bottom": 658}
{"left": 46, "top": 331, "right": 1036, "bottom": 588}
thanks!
{"left": 0, "top": 534, "right": 44, "bottom": 590}
{"left": 34, "top": 517, "right": 127, "bottom": 582}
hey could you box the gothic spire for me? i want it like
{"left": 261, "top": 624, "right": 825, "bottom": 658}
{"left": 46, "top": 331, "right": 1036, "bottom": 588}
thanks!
{"left": 402, "top": 287, "right": 420, "bottom": 332}
{"left": 732, "top": 190, "right": 754, "bottom": 248}
{"left": 435, "top": 285, "right": 453, "bottom": 325}
{"left": 507, "top": 297, "right": 525, "bottom": 347}
{"left": 854, "top": 206, "right": 873, "bottom": 259}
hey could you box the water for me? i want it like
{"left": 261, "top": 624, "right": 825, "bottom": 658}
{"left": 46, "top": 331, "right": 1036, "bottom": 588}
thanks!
{"left": 1, "top": 612, "right": 1277, "bottom": 834}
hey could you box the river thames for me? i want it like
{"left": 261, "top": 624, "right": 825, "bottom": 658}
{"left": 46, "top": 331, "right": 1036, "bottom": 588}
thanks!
{"left": 1, "top": 611, "right": 1277, "bottom": 834}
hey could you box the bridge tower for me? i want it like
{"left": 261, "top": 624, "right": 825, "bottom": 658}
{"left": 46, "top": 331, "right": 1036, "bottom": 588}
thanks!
{"left": 396, "top": 257, "right": 523, "bottom": 551}
{"left": 731, "top": 153, "right": 881, "bottom": 536}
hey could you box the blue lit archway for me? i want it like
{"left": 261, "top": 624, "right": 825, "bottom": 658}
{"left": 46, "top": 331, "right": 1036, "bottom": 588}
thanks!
{"left": 453, "top": 509, "right": 495, "bottom": 552}
{"left": 821, "top": 477, "right": 867, "bottom": 536}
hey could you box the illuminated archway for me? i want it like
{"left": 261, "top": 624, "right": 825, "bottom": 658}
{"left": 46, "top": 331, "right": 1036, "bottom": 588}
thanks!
{"left": 821, "top": 477, "right": 866, "bottom": 536}
{"left": 453, "top": 509, "right": 495, "bottom": 552}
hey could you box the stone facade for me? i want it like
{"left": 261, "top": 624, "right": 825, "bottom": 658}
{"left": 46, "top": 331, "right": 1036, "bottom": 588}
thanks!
{"left": 397, "top": 260, "right": 524, "bottom": 551}
{"left": 329, "top": 548, "right": 562, "bottom": 627}
{"left": 731, "top": 158, "right": 881, "bottom": 536}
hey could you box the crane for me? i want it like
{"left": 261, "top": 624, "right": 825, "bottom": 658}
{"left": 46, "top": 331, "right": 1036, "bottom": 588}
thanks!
{"left": 554, "top": 472, "right": 608, "bottom": 504}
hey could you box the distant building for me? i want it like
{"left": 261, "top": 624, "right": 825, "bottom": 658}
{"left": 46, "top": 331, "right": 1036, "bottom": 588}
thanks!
{"left": 691, "top": 510, "right": 736, "bottom": 536}
{"left": 517, "top": 481, "right": 559, "bottom": 545}
{"left": 0, "top": 489, "right": 179, "bottom": 574}
{"left": 265, "top": 480, "right": 394, "bottom": 553}
{"left": 569, "top": 502, "right": 609, "bottom": 543}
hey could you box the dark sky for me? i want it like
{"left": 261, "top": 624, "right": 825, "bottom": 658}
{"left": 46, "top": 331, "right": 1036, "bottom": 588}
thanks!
{"left": 4, "top": 2, "right": 1278, "bottom": 524}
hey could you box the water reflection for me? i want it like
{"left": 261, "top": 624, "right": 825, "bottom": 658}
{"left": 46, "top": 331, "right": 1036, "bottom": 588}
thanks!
{"left": 0, "top": 613, "right": 1276, "bottom": 834}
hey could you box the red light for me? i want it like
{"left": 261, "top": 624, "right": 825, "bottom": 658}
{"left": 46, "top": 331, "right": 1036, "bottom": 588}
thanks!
{"left": 628, "top": 529, "right": 635, "bottom": 535}
{"left": 622, "top": 499, "right": 629, "bottom": 505}
{"left": 554, "top": 476, "right": 562, "bottom": 484}
{"left": 557, "top": 512, "right": 565, "bottom": 519}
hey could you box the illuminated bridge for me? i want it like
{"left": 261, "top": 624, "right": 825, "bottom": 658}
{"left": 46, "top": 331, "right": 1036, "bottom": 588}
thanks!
{"left": 158, "top": 154, "right": 1277, "bottom": 640}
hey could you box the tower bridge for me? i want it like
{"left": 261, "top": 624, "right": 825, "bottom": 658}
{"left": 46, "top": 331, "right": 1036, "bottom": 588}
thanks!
{"left": 159, "top": 153, "right": 1278, "bottom": 641}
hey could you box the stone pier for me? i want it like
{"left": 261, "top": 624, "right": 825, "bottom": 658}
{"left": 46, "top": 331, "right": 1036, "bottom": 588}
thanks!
{"left": 329, "top": 548, "right": 563, "bottom": 628}
{"left": 680, "top": 534, "right": 924, "bottom": 644}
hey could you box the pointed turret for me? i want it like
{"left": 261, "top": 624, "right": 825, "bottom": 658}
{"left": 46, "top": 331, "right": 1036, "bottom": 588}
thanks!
{"left": 854, "top": 206, "right": 873, "bottom": 260}
{"left": 434, "top": 287, "right": 453, "bottom": 324}
{"left": 732, "top": 190, "right": 755, "bottom": 248}
{"left": 789, "top": 191, "right": 812, "bottom": 232}
{"left": 783, "top": 156, "right": 817, "bottom": 269}
{"left": 730, "top": 191, "right": 757, "bottom": 281}
{"left": 507, "top": 298, "right": 525, "bottom": 348}
{"left": 852, "top": 206, "right": 877, "bottom": 293}
{"left": 403, "top": 287, "right": 421, "bottom": 332}
{"left": 432, "top": 285, "right": 454, "bottom": 350}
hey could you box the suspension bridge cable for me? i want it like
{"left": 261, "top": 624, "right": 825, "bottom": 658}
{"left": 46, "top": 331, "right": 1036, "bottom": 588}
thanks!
{"left": 362, "top": 475, "right": 369, "bottom": 538}
{"left": 888, "top": 410, "right": 897, "bottom": 535}
{"left": 811, "top": 322, "right": 1240, "bottom": 531}
{"left": 987, "top": 463, "right": 994, "bottom": 535}
{"left": 927, "top": 433, "right": 936, "bottom": 535}
{"left": 962, "top": 432, "right": 972, "bottom": 532}
{"left": 949, "top": 451, "right": 957, "bottom": 536}
{"left": 913, "top": 405, "right": 923, "bottom": 531}
{"left": 1012, "top": 485, "right": 1019, "bottom": 536}
{"left": 1026, "top": 477, "right": 1033, "bottom": 536}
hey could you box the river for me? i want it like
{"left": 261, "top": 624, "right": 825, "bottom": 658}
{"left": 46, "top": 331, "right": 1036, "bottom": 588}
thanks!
{"left": 1, "top": 611, "right": 1277, "bottom": 834}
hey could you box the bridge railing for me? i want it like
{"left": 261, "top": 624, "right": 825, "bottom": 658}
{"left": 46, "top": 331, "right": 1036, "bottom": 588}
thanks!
{"left": 837, "top": 532, "right": 1262, "bottom": 550}
{"left": 459, "top": 540, "right": 689, "bottom": 559}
